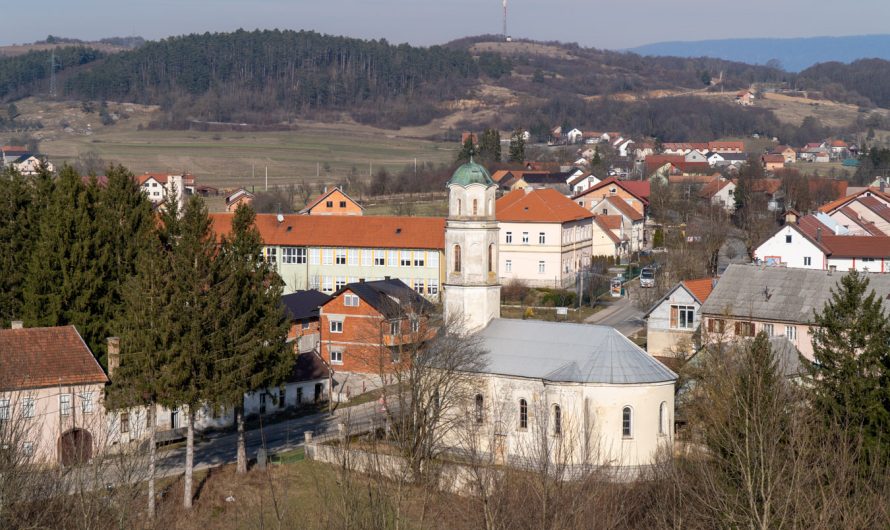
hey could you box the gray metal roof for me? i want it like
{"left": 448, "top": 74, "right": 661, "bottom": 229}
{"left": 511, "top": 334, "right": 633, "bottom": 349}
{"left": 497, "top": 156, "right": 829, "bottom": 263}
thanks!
{"left": 699, "top": 264, "right": 890, "bottom": 324}
{"left": 471, "top": 319, "right": 677, "bottom": 384}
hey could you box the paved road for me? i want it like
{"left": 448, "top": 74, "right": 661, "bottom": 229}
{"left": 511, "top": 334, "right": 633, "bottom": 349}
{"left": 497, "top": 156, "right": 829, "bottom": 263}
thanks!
{"left": 155, "top": 401, "right": 380, "bottom": 476}
{"left": 584, "top": 293, "right": 645, "bottom": 337}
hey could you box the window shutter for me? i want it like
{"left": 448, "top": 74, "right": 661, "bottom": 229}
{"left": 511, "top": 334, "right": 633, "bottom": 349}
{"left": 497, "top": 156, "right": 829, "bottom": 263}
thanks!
{"left": 735, "top": 322, "right": 742, "bottom": 335}
{"left": 670, "top": 306, "right": 678, "bottom": 328}
{"left": 707, "top": 319, "right": 714, "bottom": 332}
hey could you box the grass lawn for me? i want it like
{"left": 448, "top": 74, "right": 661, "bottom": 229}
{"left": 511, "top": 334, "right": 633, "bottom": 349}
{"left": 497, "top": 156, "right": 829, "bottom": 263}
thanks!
{"left": 500, "top": 304, "right": 602, "bottom": 323}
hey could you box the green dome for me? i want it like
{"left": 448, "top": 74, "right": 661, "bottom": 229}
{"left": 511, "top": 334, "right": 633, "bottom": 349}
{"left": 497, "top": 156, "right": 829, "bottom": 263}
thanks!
{"left": 448, "top": 160, "right": 495, "bottom": 187}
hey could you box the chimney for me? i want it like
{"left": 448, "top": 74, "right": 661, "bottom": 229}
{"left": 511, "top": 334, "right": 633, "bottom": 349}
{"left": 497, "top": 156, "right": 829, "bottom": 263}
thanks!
{"left": 384, "top": 276, "right": 391, "bottom": 280}
{"left": 107, "top": 337, "right": 121, "bottom": 379}
{"left": 11, "top": 320, "right": 23, "bottom": 329}
{"left": 816, "top": 226, "right": 822, "bottom": 242}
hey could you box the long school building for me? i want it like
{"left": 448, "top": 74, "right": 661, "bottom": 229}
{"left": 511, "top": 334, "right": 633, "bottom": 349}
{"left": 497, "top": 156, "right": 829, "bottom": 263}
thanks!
{"left": 210, "top": 214, "right": 446, "bottom": 299}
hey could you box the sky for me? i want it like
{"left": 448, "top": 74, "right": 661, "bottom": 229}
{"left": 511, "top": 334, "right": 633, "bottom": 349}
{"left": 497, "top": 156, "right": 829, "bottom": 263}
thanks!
{"left": 3, "top": 0, "right": 889, "bottom": 50}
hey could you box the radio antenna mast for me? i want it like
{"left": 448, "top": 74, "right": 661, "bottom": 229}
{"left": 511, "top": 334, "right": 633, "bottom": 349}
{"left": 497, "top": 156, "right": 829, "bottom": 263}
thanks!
{"left": 502, "top": 0, "right": 508, "bottom": 40}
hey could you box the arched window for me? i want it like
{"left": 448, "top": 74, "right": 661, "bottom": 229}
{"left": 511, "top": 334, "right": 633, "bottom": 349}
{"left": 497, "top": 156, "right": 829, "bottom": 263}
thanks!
{"left": 488, "top": 243, "right": 494, "bottom": 273}
{"left": 473, "top": 199, "right": 478, "bottom": 215}
{"left": 457, "top": 199, "right": 462, "bottom": 216}
{"left": 622, "top": 406, "right": 633, "bottom": 438}
{"left": 454, "top": 245, "right": 462, "bottom": 273}
{"left": 659, "top": 402, "right": 668, "bottom": 436}
{"left": 553, "top": 404, "right": 562, "bottom": 435}
{"left": 519, "top": 399, "right": 528, "bottom": 429}
{"left": 475, "top": 394, "right": 484, "bottom": 424}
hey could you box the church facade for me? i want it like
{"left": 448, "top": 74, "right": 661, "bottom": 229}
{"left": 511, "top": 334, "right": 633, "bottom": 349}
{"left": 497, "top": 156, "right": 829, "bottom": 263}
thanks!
{"left": 440, "top": 161, "right": 677, "bottom": 476}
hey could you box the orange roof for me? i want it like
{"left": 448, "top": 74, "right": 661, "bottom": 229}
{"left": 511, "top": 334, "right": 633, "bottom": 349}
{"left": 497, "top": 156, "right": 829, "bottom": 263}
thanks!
{"left": 300, "top": 187, "right": 363, "bottom": 213}
{"left": 0, "top": 326, "right": 108, "bottom": 390}
{"left": 708, "top": 141, "right": 745, "bottom": 151}
{"left": 572, "top": 176, "right": 650, "bottom": 204}
{"left": 491, "top": 170, "right": 512, "bottom": 183}
{"left": 762, "top": 154, "right": 786, "bottom": 164}
{"left": 819, "top": 187, "right": 890, "bottom": 213}
{"left": 593, "top": 216, "right": 622, "bottom": 243}
{"left": 668, "top": 173, "right": 719, "bottom": 185}
{"left": 830, "top": 140, "right": 848, "bottom": 148}
{"left": 682, "top": 278, "right": 715, "bottom": 303}
{"left": 496, "top": 188, "right": 593, "bottom": 223}
{"left": 748, "top": 178, "right": 782, "bottom": 194}
{"left": 602, "top": 196, "right": 643, "bottom": 222}
{"left": 699, "top": 178, "right": 733, "bottom": 199}
{"left": 210, "top": 213, "right": 445, "bottom": 250}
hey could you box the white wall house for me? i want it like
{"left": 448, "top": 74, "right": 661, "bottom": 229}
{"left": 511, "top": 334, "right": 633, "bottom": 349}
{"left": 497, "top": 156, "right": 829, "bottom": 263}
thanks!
{"left": 644, "top": 279, "right": 714, "bottom": 357}
{"left": 496, "top": 188, "right": 594, "bottom": 288}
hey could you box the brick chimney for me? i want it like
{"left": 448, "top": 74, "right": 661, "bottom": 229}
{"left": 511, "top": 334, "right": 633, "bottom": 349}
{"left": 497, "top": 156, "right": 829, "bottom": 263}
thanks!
{"left": 11, "top": 320, "right": 23, "bottom": 329}
{"left": 107, "top": 336, "right": 121, "bottom": 379}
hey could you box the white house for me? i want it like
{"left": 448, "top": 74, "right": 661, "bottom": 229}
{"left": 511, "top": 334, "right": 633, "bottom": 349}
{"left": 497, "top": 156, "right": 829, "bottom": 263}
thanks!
{"left": 440, "top": 162, "right": 677, "bottom": 476}
{"left": 137, "top": 173, "right": 188, "bottom": 207}
{"left": 699, "top": 178, "right": 736, "bottom": 212}
{"left": 496, "top": 188, "right": 594, "bottom": 288}
{"left": 590, "top": 195, "right": 646, "bottom": 252}
{"left": 753, "top": 214, "right": 890, "bottom": 272}
{"left": 684, "top": 150, "right": 708, "bottom": 164}
{"left": 11, "top": 155, "right": 54, "bottom": 176}
{"left": 566, "top": 128, "right": 584, "bottom": 144}
{"left": 644, "top": 279, "right": 715, "bottom": 357}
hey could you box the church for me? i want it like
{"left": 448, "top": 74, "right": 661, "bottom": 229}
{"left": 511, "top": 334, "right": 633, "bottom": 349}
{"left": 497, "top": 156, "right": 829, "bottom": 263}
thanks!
{"left": 441, "top": 161, "right": 677, "bottom": 476}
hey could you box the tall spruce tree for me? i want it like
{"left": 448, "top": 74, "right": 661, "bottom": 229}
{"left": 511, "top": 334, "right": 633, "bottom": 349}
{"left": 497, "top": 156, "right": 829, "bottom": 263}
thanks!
{"left": 457, "top": 136, "right": 476, "bottom": 164}
{"left": 163, "top": 195, "right": 221, "bottom": 508}
{"left": 508, "top": 128, "right": 525, "bottom": 163}
{"left": 0, "top": 166, "right": 53, "bottom": 326}
{"left": 110, "top": 234, "right": 175, "bottom": 519}
{"left": 810, "top": 270, "right": 890, "bottom": 460}
{"left": 214, "top": 204, "right": 292, "bottom": 473}
{"left": 478, "top": 128, "right": 502, "bottom": 163}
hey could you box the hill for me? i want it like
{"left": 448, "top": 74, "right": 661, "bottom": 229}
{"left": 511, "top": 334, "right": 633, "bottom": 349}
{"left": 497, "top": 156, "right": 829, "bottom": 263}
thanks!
{"left": 628, "top": 34, "right": 890, "bottom": 72}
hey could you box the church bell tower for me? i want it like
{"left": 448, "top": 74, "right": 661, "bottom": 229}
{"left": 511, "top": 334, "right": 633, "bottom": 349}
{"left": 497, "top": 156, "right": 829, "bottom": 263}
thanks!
{"left": 443, "top": 160, "right": 501, "bottom": 332}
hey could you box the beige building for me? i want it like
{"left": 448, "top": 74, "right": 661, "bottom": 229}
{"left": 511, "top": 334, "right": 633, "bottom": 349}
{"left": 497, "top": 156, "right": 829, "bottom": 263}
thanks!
{"left": 0, "top": 323, "right": 109, "bottom": 467}
{"left": 644, "top": 278, "right": 715, "bottom": 357}
{"left": 496, "top": 188, "right": 594, "bottom": 288}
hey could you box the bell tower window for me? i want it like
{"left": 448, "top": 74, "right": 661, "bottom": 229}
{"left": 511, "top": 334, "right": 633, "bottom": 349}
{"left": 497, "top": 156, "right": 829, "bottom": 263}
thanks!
{"left": 457, "top": 199, "right": 462, "bottom": 216}
{"left": 454, "top": 245, "right": 462, "bottom": 273}
{"left": 488, "top": 243, "right": 494, "bottom": 273}
{"left": 473, "top": 199, "right": 478, "bottom": 216}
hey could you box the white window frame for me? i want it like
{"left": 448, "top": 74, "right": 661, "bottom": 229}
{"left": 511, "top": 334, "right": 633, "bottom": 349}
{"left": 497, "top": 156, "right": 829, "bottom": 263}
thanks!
{"left": 538, "top": 261, "right": 545, "bottom": 274}
{"left": 428, "top": 252, "right": 439, "bottom": 269}
{"left": 264, "top": 247, "right": 277, "bottom": 263}
{"left": 60, "top": 394, "right": 72, "bottom": 416}
{"left": 539, "top": 232, "right": 546, "bottom": 244}
{"left": 762, "top": 323, "right": 774, "bottom": 337}
{"left": 348, "top": 249, "right": 359, "bottom": 266}
{"left": 344, "top": 294, "right": 360, "bottom": 307}
{"left": 309, "top": 248, "right": 320, "bottom": 265}
{"left": 673, "top": 304, "right": 695, "bottom": 330}
{"left": 400, "top": 251, "right": 412, "bottom": 267}
{"left": 335, "top": 277, "right": 347, "bottom": 290}
{"left": 390, "top": 321, "right": 401, "bottom": 335}
{"left": 785, "top": 325, "right": 797, "bottom": 340}
{"left": 522, "top": 232, "right": 529, "bottom": 244}
{"left": 361, "top": 250, "right": 372, "bottom": 267}
{"left": 413, "top": 252, "right": 425, "bottom": 267}
{"left": 622, "top": 406, "right": 633, "bottom": 438}
{"left": 427, "top": 280, "right": 439, "bottom": 295}
{"left": 81, "top": 392, "right": 94, "bottom": 414}
{"left": 335, "top": 249, "right": 347, "bottom": 265}
{"left": 23, "top": 397, "right": 34, "bottom": 419}
{"left": 506, "top": 231, "right": 513, "bottom": 244}
{"left": 322, "top": 276, "right": 334, "bottom": 293}
{"left": 22, "top": 441, "right": 34, "bottom": 457}
{"left": 0, "top": 398, "right": 9, "bottom": 421}
{"left": 374, "top": 250, "right": 385, "bottom": 266}
{"left": 322, "top": 249, "right": 334, "bottom": 265}
{"left": 329, "top": 320, "right": 343, "bottom": 333}
{"left": 330, "top": 349, "right": 343, "bottom": 364}
{"left": 505, "top": 260, "right": 512, "bottom": 273}
{"left": 389, "top": 250, "right": 398, "bottom": 266}
{"left": 804, "top": 256, "right": 812, "bottom": 266}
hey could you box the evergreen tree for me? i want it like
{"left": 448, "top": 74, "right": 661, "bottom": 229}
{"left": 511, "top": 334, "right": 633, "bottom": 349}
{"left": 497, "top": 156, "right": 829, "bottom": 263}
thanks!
{"left": 508, "top": 129, "right": 525, "bottom": 163}
{"left": 22, "top": 166, "right": 111, "bottom": 360}
{"left": 810, "top": 270, "right": 890, "bottom": 460}
{"left": 457, "top": 136, "right": 476, "bottom": 164}
{"left": 155, "top": 195, "right": 220, "bottom": 508}
{"left": 0, "top": 167, "right": 52, "bottom": 326}
{"left": 214, "top": 204, "right": 292, "bottom": 473}
{"left": 110, "top": 234, "right": 175, "bottom": 519}
{"left": 478, "top": 128, "right": 501, "bottom": 163}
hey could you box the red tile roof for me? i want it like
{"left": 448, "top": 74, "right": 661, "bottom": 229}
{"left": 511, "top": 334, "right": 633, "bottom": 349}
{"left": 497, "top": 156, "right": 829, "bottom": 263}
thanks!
{"left": 593, "top": 215, "right": 622, "bottom": 243}
{"left": 571, "top": 176, "right": 650, "bottom": 204}
{"left": 645, "top": 155, "right": 710, "bottom": 175}
{"left": 682, "top": 278, "right": 715, "bottom": 303}
{"left": 602, "top": 196, "right": 644, "bottom": 222}
{"left": 136, "top": 172, "right": 195, "bottom": 186}
{"left": 819, "top": 187, "right": 890, "bottom": 213}
{"left": 708, "top": 141, "right": 745, "bottom": 151}
{"left": 762, "top": 154, "right": 786, "bottom": 164}
{"left": 748, "top": 178, "right": 782, "bottom": 194}
{"left": 0, "top": 326, "right": 107, "bottom": 390}
{"left": 821, "top": 234, "right": 890, "bottom": 258}
{"left": 699, "top": 178, "right": 733, "bottom": 199}
{"left": 210, "top": 213, "right": 445, "bottom": 250}
{"left": 496, "top": 188, "right": 594, "bottom": 223}
{"left": 838, "top": 206, "right": 887, "bottom": 236}
{"left": 662, "top": 143, "right": 708, "bottom": 152}
{"left": 830, "top": 140, "right": 848, "bottom": 148}
{"left": 620, "top": 181, "right": 651, "bottom": 199}
{"left": 668, "top": 174, "right": 720, "bottom": 185}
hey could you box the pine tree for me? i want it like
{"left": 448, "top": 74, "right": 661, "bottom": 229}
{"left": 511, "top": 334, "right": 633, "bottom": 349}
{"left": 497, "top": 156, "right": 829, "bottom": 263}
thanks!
{"left": 457, "top": 136, "right": 476, "bottom": 163}
{"left": 508, "top": 129, "right": 525, "bottom": 163}
{"left": 163, "top": 195, "right": 220, "bottom": 508}
{"left": 214, "top": 204, "right": 292, "bottom": 473}
{"left": 110, "top": 234, "right": 175, "bottom": 519}
{"left": 478, "top": 128, "right": 501, "bottom": 163}
{"left": 0, "top": 167, "right": 52, "bottom": 326}
{"left": 810, "top": 270, "right": 890, "bottom": 460}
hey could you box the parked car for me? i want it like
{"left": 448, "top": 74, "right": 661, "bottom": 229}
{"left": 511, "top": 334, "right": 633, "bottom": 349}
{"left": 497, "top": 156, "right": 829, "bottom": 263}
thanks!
{"left": 640, "top": 267, "right": 655, "bottom": 288}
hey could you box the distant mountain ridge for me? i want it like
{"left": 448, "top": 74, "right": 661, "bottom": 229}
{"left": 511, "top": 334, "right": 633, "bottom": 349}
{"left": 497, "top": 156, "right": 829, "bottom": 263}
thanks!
{"left": 628, "top": 34, "right": 890, "bottom": 72}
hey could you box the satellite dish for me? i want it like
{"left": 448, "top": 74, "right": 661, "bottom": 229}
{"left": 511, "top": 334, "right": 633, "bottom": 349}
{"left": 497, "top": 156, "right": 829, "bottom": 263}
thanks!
{"left": 276, "top": 214, "right": 284, "bottom": 223}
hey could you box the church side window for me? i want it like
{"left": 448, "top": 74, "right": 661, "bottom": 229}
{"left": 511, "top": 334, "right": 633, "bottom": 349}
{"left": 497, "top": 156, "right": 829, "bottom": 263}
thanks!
{"left": 659, "top": 402, "right": 668, "bottom": 436}
{"left": 473, "top": 199, "right": 478, "bottom": 215}
{"left": 552, "top": 404, "right": 561, "bottom": 435}
{"left": 475, "top": 394, "right": 484, "bottom": 424}
{"left": 454, "top": 245, "right": 462, "bottom": 273}
{"left": 488, "top": 244, "right": 494, "bottom": 273}
{"left": 622, "top": 406, "right": 633, "bottom": 438}
{"left": 458, "top": 199, "right": 462, "bottom": 216}
{"left": 519, "top": 399, "right": 528, "bottom": 430}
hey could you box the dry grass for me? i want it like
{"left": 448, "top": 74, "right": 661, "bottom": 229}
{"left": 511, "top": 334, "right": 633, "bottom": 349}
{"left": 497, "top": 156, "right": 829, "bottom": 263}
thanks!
{"left": 11, "top": 97, "right": 457, "bottom": 190}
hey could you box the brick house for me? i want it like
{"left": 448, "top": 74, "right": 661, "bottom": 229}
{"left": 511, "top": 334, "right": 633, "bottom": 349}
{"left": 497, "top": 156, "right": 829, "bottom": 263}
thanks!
{"left": 319, "top": 279, "right": 435, "bottom": 399}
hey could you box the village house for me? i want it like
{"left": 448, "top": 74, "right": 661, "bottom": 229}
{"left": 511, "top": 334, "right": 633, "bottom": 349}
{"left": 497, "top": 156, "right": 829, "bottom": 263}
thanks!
{"left": 137, "top": 172, "right": 194, "bottom": 207}
{"left": 496, "top": 188, "right": 594, "bottom": 288}
{"left": 243, "top": 352, "right": 330, "bottom": 417}
{"left": 820, "top": 187, "right": 890, "bottom": 235}
{"left": 762, "top": 154, "right": 787, "bottom": 172}
{"left": 439, "top": 161, "right": 676, "bottom": 476}
{"left": 9, "top": 154, "right": 54, "bottom": 175}
{"left": 753, "top": 213, "right": 890, "bottom": 272}
{"left": 210, "top": 213, "right": 445, "bottom": 298}
{"left": 707, "top": 141, "right": 745, "bottom": 153}
{"left": 771, "top": 145, "right": 798, "bottom": 164}
{"left": 567, "top": 171, "right": 602, "bottom": 195}
{"left": 699, "top": 264, "right": 890, "bottom": 361}
{"left": 282, "top": 289, "right": 332, "bottom": 354}
{"left": 224, "top": 188, "right": 255, "bottom": 212}
{"left": 699, "top": 178, "right": 736, "bottom": 211}
{"left": 661, "top": 143, "right": 709, "bottom": 155}
{"left": 299, "top": 187, "right": 363, "bottom": 216}
{"left": 319, "top": 278, "right": 435, "bottom": 399}
{"left": 644, "top": 278, "right": 715, "bottom": 357}
{"left": 0, "top": 145, "right": 29, "bottom": 167}
{"left": 0, "top": 323, "right": 109, "bottom": 467}
{"left": 591, "top": 215, "right": 626, "bottom": 258}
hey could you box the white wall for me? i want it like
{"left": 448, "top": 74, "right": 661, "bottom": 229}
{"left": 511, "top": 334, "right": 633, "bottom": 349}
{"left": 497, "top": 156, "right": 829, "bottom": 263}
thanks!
{"left": 753, "top": 226, "right": 825, "bottom": 269}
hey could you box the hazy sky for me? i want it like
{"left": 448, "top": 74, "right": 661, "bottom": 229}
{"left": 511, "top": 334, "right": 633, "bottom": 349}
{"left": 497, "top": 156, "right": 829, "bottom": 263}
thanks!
{"left": 4, "top": 0, "right": 889, "bottom": 49}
